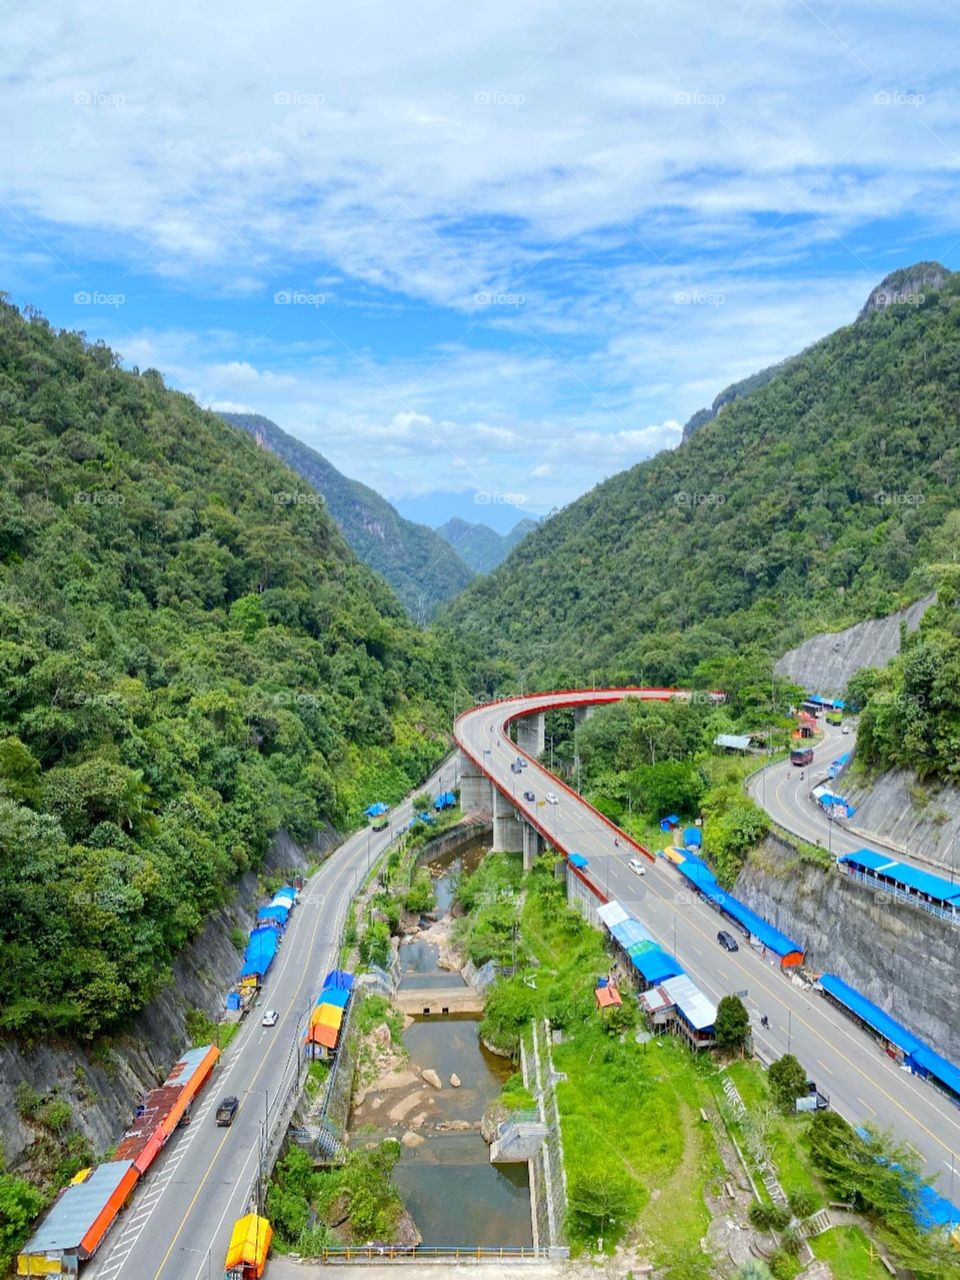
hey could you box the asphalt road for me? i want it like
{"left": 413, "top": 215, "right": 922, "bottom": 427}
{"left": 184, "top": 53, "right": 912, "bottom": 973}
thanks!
{"left": 86, "top": 757, "right": 455, "bottom": 1280}
{"left": 744, "top": 720, "right": 924, "bottom": 865}
{"left": 456, "top": 692, "right": 960, "bottom": 1201}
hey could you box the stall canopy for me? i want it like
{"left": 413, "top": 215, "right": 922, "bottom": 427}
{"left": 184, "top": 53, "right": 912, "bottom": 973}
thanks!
{"left": 676, "top": 857, "right": 805, "bottom": 964}
{"left": 682, "top": 827, "right": 702, "bottom": 849}
{"left": 596, "top": 983, "right": 623, "bottom": 1009}
{"left": 316, "top": 985, "right": 350, "bottom": 1009}
{"left": 240, "top": 926, "right": 279, "bottom": 980}
{"left": 322, "top": 969, "right": 355, "bottom": 992}
{"left": 225, "top": 1214, "right": 273, "bottom": 1275}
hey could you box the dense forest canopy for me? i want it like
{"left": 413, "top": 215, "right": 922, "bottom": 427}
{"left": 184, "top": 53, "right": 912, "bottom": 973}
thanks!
{"left": 442, "top": 268, "right": 960, "bottom": 696}
{"left": 0, "top": 301, "right": 453, "bottom": 1036}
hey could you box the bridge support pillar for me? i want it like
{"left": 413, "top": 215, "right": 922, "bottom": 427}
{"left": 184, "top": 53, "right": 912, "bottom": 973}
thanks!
{"left": 492, "top": 787, "right": 524, "bottom": 853}
{"left": 522, "top": 821, "right": 543, "bottom": 871}
{"left": 459, "top": 751, "right": 492, "bottom": 815}
{"left": 573, "top": 705, "right": 595, "bottom": 730}
{"left": 516, "top": 712, "right": 545, "bottom": 758}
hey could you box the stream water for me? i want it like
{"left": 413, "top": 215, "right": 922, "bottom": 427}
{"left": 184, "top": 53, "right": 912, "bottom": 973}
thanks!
{"left": 353, "top": 836, "right": 533, "bottom": 1247}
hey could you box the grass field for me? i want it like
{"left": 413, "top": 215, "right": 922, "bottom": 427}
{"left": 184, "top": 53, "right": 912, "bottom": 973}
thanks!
{"left": 811, "top": 1225, "right": 893, "bottom": 1279}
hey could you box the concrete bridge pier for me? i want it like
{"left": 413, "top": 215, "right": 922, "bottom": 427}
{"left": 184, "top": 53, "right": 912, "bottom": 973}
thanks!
{"left": 458, "top": 750, "right": 492, "bottom": 814}
{"left": 522, "top": 821, "right": 544, "bottom": 871}
{"left": 492, "top": 786, "right": 525, "bottom": 853}
{"left": 516, "top": 711, "right": 545, "bottom": 758}
{"left": 573, "top": 705, "right": 595, "bottom": 730}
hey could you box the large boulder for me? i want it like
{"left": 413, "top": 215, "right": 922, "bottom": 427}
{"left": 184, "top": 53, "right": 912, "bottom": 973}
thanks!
{"left": 422, "top": 1068, "right": 442, "bottom": 1090}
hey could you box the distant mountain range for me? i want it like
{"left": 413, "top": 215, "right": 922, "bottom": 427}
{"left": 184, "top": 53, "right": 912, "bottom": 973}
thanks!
{"left": 219, "top": 413, "right": 473, "bottom": 621}
{"left": 394, "top": 489, "right": 536, "bottom": 534}
{"left": 436, "top": 516, "right": 538, "bottom": 573}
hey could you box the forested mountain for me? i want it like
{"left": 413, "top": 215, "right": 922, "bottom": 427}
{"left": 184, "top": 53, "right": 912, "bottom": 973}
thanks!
{"left": 220, "top": 412, "right": 473, "bottom": 621}
{"left": 0, "top": 303, "right": 453, "bottom": 1037}
{"left": 441, "top": 264, "right": 960, "bottom": 693}
{"left": 436, "top": 515, "right": 537, "bottom": 573}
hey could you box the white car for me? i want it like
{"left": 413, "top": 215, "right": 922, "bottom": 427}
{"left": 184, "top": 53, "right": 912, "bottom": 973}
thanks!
{"left": 840, "top": 724, "right": 850, "bottom": 735}
{"left": 261, "top": 1009, "right": 279, "bottom": 1027}
{"left": 545, "top": 791, "right": 558, "bottom": 804}
{"left": 628, "top": 857, "right": 646, "bottom": 877}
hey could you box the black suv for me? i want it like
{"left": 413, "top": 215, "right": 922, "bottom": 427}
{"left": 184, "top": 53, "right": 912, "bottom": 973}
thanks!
{"left": 717, "top": 930, "right": 739, "bottom": 952}
{"left": 216, "top": 1096, "right": 239, "bottom": 1126}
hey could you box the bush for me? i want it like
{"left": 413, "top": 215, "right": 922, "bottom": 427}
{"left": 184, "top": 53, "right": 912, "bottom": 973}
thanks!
{"left": 403, "top": 869, "right": 435, "bottom": 915}
{"left": 0, "top": 1173, "right": 46, "bottom": 1274}
{"left": 14, "top": 1084, "right": 41, "bottom": 1121}
{"left": 748, "top": 1200, "right": 790, "bottom": 1231}
{"left": 787, "top": 1189, "right": 816, "bottom": 1219}
{"left": 359, "top": 921, "right": 391, "bottom": 969}
{"left": 767, "top": 1253, "right": 794, "bottom": 1280}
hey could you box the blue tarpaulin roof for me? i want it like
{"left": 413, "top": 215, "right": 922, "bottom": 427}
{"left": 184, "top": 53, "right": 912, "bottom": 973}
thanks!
{"left": 258, "top": 903, "right": 289, "bottom": 924}
{"left": 677, "top": 859, "right": 804, "bottom": 958}
{"left": 240, "top": 926, "right": 279, "bottom": 979}
{"left": 323, "top": 969, "right": 354, "bottom": 991}
{"left": 820, "top": 974, "right": 923, "bottom": 1056}
{"left": 364, "top": 802, "right": 388, "bottom": 817}
{"left": 682, "top": 827, "right": 702, "bottom": 848}
{"left": 806, "top": 695, "right": 845, "bottom": 709}
{"left": 317, "top": 985, "right": 351, "bottom": 1009}
{"left": 838, "top": 850, "right": 960, "bottom": 906}
{"left": 630, "top": 946, "right": 684, "bottom": 984}
{"left": 568, "top": 852, "right": 589, "bottom": 868}
{"left": 434, "top": 790, "right": 456, "bottom": 809}
{"left": 659, "top": 814, "right": 680, "bottom": 831}
{"left": 611, "top": 918, "right": 652, "bottom": 949}
{"left": 911, "top": 1045, "right": 960, "bottom": 1101}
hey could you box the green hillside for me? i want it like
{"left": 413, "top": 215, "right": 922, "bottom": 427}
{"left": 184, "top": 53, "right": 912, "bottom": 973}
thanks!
{"left": 220, "top": 412, "right": 473, "bottom": 621}
{"left": 0, "top": 303, "right": 453, "bottom": 1037}
{"left": 436, "top": 515, "right": 537, "bottom": 573}
{"left": 441, "top": 265, "right": 960, "bottom": 692}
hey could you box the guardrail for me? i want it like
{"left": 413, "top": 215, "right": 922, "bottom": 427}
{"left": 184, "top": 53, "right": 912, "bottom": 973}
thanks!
{"left": 312, "top": 1245, "right": 568, "bottom": 1262}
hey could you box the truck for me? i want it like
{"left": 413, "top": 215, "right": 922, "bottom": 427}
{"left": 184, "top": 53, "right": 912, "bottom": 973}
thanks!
{"left": 790, "top": 747, "right": 814, "bottom": 767}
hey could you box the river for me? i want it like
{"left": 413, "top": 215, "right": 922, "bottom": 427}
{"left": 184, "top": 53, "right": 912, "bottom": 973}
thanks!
{"left": 351, "top": 836, "right": 533, "bottom": 1247}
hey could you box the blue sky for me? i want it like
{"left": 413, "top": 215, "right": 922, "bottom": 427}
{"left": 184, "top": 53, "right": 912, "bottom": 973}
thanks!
{"left": 3, "top": 0, "right": 959, "bottom": 518}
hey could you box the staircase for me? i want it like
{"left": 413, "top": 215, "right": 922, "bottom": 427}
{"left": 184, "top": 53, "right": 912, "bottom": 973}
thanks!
{"left": 798, "top": 1208, "right": 832, "bottom": 1239}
